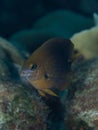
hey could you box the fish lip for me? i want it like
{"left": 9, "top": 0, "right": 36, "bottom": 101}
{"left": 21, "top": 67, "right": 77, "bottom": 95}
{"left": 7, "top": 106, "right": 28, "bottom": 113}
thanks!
{"left": 20, "top": 69, "right": 41, "bottom": 81}
{"left": 20, "top": 69, "right": 32, "bottom": 80}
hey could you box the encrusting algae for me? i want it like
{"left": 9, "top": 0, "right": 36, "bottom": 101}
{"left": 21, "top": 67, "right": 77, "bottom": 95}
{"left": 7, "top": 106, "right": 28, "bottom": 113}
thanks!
{"left": 21, "top": 38, "right": 74, "bottom": 96}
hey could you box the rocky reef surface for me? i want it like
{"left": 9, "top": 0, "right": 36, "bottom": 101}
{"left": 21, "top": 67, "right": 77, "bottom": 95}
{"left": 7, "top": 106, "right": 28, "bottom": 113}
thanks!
{"left": 0, "top": 38, "right": 48, "bottom": 130}
{"left": 64, "top": 57, "right": 98, "bottom": 130}
{"left": 1, "top": 35, "right": 98, "bottom": 130}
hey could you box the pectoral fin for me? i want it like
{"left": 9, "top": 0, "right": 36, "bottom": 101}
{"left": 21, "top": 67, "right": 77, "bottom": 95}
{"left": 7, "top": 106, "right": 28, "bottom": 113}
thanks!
{"left": 38, "top": 90, "right": 46, "bottom": 97}
{"left": 38, "top": 89, "right": 58, "bottom": 97}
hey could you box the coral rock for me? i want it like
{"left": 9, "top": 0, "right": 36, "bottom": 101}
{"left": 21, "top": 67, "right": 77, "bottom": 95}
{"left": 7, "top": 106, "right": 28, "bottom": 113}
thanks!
{"left": 0, "top": 37, "right": 48, "bottom": 130}
{"left": 67, "top": 57, "right": 98, "bottom": 129}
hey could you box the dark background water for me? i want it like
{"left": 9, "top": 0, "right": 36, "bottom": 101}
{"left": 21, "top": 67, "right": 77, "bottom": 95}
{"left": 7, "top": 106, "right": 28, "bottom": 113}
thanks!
{"left": 0, "top": 0, "right": 98, "bottom": 38}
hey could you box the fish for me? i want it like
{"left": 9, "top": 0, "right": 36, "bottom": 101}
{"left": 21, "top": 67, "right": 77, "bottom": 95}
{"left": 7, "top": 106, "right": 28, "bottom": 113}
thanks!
{"left": 21, "top": 38, "right": 74, "bottom": 96}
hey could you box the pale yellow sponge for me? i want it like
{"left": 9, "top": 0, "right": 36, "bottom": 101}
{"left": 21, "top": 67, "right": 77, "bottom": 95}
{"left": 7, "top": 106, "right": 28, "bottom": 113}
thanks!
{"left": 71, "top": 27, "right": 98, "bottom": 59}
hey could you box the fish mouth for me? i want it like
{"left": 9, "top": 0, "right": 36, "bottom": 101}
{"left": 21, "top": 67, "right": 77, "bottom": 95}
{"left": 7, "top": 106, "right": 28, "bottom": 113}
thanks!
{"left": 20, "top": 69, "right": 42, "bottom": 81}
{"left": 20, "top": 70, "right": 33, "bottom": 80}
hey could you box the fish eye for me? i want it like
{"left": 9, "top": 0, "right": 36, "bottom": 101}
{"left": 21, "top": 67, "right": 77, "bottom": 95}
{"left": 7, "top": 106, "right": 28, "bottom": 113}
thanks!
{"left": 30, "top": 64, "right": 37, "bottom": 71}
{"left": 44, "top": 74, "right": 49, "bottom": 79}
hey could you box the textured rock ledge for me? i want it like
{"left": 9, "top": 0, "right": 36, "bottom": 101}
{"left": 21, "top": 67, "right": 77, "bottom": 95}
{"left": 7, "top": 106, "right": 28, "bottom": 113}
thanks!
{"left": 65, "top": 57, "right": 98, "bottom": 130}
{"left": 0, "top": 37, "right": 48, "bottom": 130}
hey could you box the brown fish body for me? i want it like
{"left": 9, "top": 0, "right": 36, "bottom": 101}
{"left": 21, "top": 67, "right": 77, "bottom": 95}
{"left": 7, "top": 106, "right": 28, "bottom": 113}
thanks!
{"left": 21, "top": 38, "right": 74, "bottom": 96}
